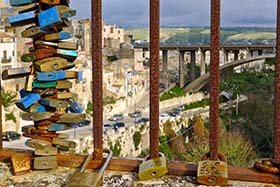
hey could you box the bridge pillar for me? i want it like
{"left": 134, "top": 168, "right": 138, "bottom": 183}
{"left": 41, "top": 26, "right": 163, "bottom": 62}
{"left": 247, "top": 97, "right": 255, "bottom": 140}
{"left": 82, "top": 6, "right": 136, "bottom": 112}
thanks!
{"left": 258, "top": 50, "right": 263, "bottom": 56}
{"left": 223, "top": 50, "right": 229, "bottom": 64}
{"left": 234, "top": 50, "right": 239, "bottom": 61}
{"left": 162, "top": 50, "right": 168, "bottom": 83}
{"left": 179, "top": 50, "right": 185, "bottom": 88}
{"left": 190, "top": 50, "right": 196, "bottom": 81}
{"left": 200, "top": 50, "right": 206, "bottom": 76}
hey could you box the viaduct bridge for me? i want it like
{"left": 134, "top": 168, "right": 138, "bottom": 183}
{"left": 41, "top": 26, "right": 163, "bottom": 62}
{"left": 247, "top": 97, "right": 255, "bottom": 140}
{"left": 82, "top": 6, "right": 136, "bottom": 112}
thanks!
{"left": 134, "top": 44, "right": 276, "bottom": 88}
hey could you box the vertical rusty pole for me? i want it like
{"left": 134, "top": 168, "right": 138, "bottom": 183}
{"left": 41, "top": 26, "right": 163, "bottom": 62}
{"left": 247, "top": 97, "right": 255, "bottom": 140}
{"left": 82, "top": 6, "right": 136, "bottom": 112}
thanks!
{"left": 0, "top": 79, "right": 2, "bottom": 150}
{"left": 92, "top": 0, "right": 103, "bottom": 154}
{"left": 273, "top": 0, "right": 280, "bottom": 164}
{"left": 150, "top": 0, "right": 160, "bottom": 158}
{"left": 209, "top": 0, "right": 220, "bottom": 160}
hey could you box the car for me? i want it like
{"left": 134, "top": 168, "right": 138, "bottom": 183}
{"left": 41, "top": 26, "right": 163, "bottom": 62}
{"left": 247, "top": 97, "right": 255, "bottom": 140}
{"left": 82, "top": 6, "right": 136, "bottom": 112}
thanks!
{"left": 159, "top": 113, "right": 170, "bottom": 120}
{"left": 108, "top": 114, "right": 124, "bottom": 121}
{"left": 136, "top": 117, "right": 149, "bottom": 124}
{"left": 103, "top": 124, "right": 113, "bottom": 132}
{"left": 169, "top": 108, "right": 180, "bottom": 117}
{"left": 128, "top": 111, "right": 142, "bottom": 118}
{"left": 177, "top": 105, "right": 185, "bottom": 111}
{"left": 68, "top": 119, "right": 91, "bottom": 128}
{"left": 112, "top": 122, "right": 125, "bottom": 129}
{"left": 2, "top": 131, "right": 21, "bottom": 141}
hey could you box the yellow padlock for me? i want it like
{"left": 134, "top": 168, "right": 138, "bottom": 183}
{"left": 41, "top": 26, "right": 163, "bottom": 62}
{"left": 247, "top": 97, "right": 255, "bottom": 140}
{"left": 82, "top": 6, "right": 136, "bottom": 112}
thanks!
{"left": 138, "top": 152, "right": 168, "bottom": 181}
{"left": 197, "top": 152, "right": 228, "bottom": 186}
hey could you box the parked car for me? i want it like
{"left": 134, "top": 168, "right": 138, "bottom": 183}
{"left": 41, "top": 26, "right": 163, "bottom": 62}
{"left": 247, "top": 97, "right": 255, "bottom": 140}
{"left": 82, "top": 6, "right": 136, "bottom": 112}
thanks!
{"left": 169, "top": 108, "right": 180, "bottom": 117}
{"left": 113, "top": 122, "right": 125, "bottom": 129}
{"left": 2, "top": 131, "right": 21, "bottom": 141}
{"left": 68, "top": 119, "right": 91, "bottom": 128}
{"left": 159, "top": 113, "right": 170, "bottom": 120}
{"left": 103, "top": 124, "right": 114, "bottom": 132}
{"left": 128, "top": 111, "right": 142, "bottom": 118}
{"left": 108, "top": 114, "right": 124, "bottom": 121}
{"left": 177, "top": 105, "right": 185, "bottom": 111}
{"left": 136, "top": 117, "right": 149, "bottom": 124}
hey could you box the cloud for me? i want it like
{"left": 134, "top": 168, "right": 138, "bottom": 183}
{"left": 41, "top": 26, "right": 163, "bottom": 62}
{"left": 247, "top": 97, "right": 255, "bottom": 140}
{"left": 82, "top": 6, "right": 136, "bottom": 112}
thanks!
{"left": 4, "top": 0, "right": 277, "bottom": 27}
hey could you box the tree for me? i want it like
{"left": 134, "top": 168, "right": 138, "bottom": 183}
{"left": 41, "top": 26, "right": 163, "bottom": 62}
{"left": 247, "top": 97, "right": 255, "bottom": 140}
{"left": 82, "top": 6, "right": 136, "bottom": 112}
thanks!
{"left": 1, "top": 90, "right": 17, "bottom": 108}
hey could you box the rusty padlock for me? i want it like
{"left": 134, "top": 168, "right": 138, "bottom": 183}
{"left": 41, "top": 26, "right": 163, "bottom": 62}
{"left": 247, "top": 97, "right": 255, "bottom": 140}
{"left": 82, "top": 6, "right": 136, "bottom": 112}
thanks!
{"left": 66, "top": 149, "right": 113, "bottom": 187}
{"left": 138, "top": 152, "right": 168, "bottom": 181}
{"left": 197, "top": 152, "right": 228, "bottom": 186}
{"left": 11, "top": 152, "right": 32, "bottom": 175}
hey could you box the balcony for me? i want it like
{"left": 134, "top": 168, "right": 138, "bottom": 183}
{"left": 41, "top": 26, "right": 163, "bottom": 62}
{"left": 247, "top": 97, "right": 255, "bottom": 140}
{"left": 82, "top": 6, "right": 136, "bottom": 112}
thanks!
{"left": 1, "top": 57, "right": 12, "bottom": 64}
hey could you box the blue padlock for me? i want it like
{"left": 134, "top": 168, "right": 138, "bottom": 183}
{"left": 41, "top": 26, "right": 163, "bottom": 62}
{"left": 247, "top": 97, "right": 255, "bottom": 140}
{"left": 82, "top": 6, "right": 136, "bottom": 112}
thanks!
{"left": 45, "top": 31, "right": 72, "bottom": 41}
{"left": 48, "top": 123, "right": 67, "bottom": 131}
{"left": 36, "top": 70, "right": 66, "bottom": 81}
{"left": 77, "top": 71, "right": 83, "bottom": 82}
{"left": 38, "top": 5, "right": 76, "bottom": 30}
{"left": 56, "top": 49, "right": 78, "bottom": 62}
{"left": 8, "top": 11, "right": 36, "bottom": 27}
{"left": 16, "top": 92, "right": 41, "bottom": 110}
{"left": 10, "top": 0, "right": 35, "bottom": 6}
{"left": 19, "top": 89, "right": 27, "bottom": 98}
{"left": 29, "top": 103, "right": 46, "bottom": 112}
{"left": 68, "top": 99, "right": 83, "bottom": 113}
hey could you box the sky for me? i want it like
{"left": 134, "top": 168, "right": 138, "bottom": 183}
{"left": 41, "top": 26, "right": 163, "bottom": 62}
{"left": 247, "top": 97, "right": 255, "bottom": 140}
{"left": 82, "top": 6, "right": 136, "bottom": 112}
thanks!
{"left": 4, "top": 0, "right": 278, "bottom": 27}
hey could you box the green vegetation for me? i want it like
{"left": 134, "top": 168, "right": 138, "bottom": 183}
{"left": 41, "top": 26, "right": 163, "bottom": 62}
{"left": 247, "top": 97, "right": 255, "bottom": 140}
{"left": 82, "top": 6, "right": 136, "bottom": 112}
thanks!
{"left": 1, "top": 90, "right": 17, "bottom": 108}
{"left": 183, "top": 96, "right": 228, "bottom": 111}
{"left": 5, "top": 112, "right": 16, "bottom": 123}
{"left": 160, "top": 85, "right": 186, "bottom": 101}
{"left": 265, "top": 57, "right": 276, "bottom": 66}
{"left": 110, "top": 140, "right": 121, "bottom": 157}
{"left": 133, "top": 131, "right": 141, "bottom": 150}
{"left": 227, "top": 32, "right": 275, "bottom": 41}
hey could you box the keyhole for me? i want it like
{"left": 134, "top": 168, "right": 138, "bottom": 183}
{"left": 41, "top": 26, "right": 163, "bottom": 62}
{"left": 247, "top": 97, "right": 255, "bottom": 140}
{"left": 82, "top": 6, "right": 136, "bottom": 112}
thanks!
{"left": 52, "top": 63, "right": 58, "bottom": 69}
{"left": 151, "top": 171, "right": 157, "bottom": 177}
{"left": 208, "top": 176, "right": 217, "bottom": 183}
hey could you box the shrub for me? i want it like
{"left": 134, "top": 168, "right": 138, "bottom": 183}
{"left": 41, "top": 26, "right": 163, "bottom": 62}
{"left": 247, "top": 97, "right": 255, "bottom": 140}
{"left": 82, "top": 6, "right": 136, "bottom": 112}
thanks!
{"left": 133, "top": 131, "right": 141, "bottom": 150}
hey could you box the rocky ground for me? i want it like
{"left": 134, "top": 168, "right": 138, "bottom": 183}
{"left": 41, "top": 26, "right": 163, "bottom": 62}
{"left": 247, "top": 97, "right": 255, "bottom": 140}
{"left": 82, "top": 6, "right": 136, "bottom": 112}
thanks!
{"left": 0, "top": 162, "right": 277, "bottom": 187}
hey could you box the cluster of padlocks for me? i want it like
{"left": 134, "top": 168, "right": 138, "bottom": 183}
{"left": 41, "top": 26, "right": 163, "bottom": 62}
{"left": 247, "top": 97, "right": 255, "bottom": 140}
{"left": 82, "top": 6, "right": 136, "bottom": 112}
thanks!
{"left": 1, "top": 0, "right": 88, "bottom": 171}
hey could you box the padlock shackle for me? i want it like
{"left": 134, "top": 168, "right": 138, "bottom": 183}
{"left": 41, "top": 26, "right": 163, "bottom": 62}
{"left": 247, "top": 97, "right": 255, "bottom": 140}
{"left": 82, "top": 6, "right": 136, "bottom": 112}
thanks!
{"left": 143, "top": 152, "right": 165, "bottom": 161}
{"left": 80, "top": 152, "right": 94, "bottom": 172}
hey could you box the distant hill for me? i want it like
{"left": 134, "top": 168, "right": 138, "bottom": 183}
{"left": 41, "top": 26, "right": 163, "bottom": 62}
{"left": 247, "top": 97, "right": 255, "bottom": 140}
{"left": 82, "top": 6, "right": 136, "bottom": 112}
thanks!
{"left": 124, "top": 27, "right": 276, "bottom": 45}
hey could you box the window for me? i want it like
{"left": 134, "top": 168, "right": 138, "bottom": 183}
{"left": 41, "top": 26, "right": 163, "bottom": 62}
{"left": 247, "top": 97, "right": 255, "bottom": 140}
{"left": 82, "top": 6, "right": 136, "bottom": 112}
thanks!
{"left": 12, "top": 50, "right": 14, "bottom": 56}
{"left": 3, "top": 50, "right": 7, "bottom": 59}
{"left": 110, "top": 27, "right": 114, "bottom": 33}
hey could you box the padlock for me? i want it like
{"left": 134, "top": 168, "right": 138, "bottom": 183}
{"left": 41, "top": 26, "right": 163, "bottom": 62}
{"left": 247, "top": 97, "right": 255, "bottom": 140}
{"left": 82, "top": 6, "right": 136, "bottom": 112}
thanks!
{"left": 39, "top": 98, "right": 69, "bottom": 108}
{"left": 28, "top": 103, "right": 47, "bottom": 112}
{"left": 38, "top": 5, "right": 76, "bottom": 30}
{"left": 59, "top": 113, "right": 86, "bottom": 123}
{"left": 25, "top": 65, "right": 35, "bottom": 91}
{"left": 11, "top": 152, "right": 32, "bottom": 175}
{"left": 40, "top": 132, "right": 69, "bottom": 139}
{"left": 35, "top": 146, "right": 58, "bottom": 156}
{"left": 23, "top": 133, "right": 52, "bottom": 142}
{"left": 197, "top": 153, "right": 228, "bottom": 186}
{"left": 36, "top": 70, "right": 66, "bottom": 81}
{"left": 15, "top": 2, "right": 38, "bottom": 13}
{"left": 16, "top": 92, "right": 41, "bottom": 110}
{"left": 25, "top": 138, "right": 52, "bottom": 149}
{"left": 56, "top": 92, "right": 78, "bottom": 99}
{"left": 32, "top": 80, "right": 57, "bottom": 88}
{"left": 47, "top": 123, "right": 68, "bottom": 131}
{"left": 66, "top": 149, "right": 113, "bottom": 187}
{"left": 22, "top": 26, "right": 47, "bottom": 38}
{"left": 10, "top": 0, "right": 35, "bottom": 6}
{"left": 56, "top": 80, "right": 72, "bottom": 89}
{"left": 33, "top": 156, "right": 57, "bottom": 170}
{"left": 65, "top": 71, "right": 83, "bottom": 81}
{"left": 8, "top": 10, "right": 36, "bottom": 27}
{"left": 21, "top": 112, "right": 54, "bottom": 121}
{"left": 40, "top": 0, "right": 60, "bottom": 5}
{"left": 33, "top": 88, "right": 57, "bottom": 96}
{"left": 34, "top": 57, "right": 69, "bottom": 72}
{"left": 52, "top": 138, "right": 77, "bottom": 148}
{"left": 35, "top": 40, "right": 78, "bottom": 50}
{"left": 57, "top": 49, "right": 78, "bottom": 62}
{"left": 45, "top": 31, "right": 72, "bottom": 41}
{"left": 138, "top": 152, "right": 168, "bottom": 181}
{"left": 2, "top": 67, "right": 30, "bottom": 80}
{"left": 68, "top": 99, "right": 83, "bottom": 113}
{"left": 22, "top": 125, "right": 37, "bottom": 134}
{"left": 21, "top": 48, "right": 56, "bottom": 62}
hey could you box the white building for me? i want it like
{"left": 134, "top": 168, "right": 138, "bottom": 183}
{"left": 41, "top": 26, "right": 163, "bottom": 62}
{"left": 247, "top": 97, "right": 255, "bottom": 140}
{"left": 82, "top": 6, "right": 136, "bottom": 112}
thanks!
{"left": 0, "top": 32, "right": 17, "bottom": 72}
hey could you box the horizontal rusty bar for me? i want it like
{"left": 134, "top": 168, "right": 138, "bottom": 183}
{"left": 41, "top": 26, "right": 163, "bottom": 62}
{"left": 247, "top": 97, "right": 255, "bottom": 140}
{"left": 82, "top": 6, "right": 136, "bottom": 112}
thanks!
{"left": 0, "top": 149, "right": 279, "bottom": 184}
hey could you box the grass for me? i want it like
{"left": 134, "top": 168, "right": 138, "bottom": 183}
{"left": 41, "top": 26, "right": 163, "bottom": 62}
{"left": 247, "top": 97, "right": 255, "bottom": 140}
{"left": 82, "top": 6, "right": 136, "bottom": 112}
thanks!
{"left": 227, "top": 32, "right": 276, "bottom": 41}
{"left": 160, "top": 85, "right": 186, "bottom": 101}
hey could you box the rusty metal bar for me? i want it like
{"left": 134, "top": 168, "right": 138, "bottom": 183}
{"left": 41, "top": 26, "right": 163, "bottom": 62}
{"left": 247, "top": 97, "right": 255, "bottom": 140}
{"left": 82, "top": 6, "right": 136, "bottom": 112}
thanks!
{"left": 91, "top": 0, "right": 103, "bottom": 155}
{"left": 209, "top": 0, "right": 221, "bottom": 160}
{"left": 274, "top": 0, "right": 280, "bottom": 164}
{"left": 0, "top": 149, "right": 278, "bottom": 184}
{"left": 0, "top": 78, "right": 2, "bottom": 150}
{"left": 149, "top": 0, "right": 160, "bottom": 159}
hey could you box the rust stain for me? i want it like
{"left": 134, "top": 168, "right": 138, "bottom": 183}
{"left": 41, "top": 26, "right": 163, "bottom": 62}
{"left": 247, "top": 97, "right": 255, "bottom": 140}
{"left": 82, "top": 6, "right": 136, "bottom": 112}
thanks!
{"left": 149, "top": 0, "right": 160, "bottom": 159}
{"left": 209, "top": 0, "right": 221, "bottom": 161}
{"left": 91, "top": 0, "right": 103, "bottom": 155}
{"left": 274, "top": 0, "right": 280, "bottom": 164}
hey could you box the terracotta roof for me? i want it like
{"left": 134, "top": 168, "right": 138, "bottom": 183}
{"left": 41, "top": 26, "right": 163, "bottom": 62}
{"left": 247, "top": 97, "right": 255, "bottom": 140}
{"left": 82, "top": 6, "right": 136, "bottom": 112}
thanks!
{"left": 0, "top": 32, "right": 14, "bottom": 39}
